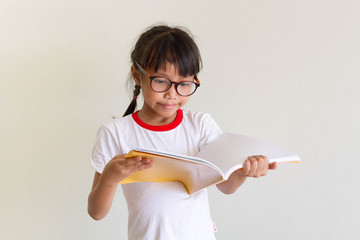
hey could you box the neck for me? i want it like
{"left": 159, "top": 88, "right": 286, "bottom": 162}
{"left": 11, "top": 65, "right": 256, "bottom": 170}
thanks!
{"left": 137, "top": 108, "right": 179, "bottom": 126}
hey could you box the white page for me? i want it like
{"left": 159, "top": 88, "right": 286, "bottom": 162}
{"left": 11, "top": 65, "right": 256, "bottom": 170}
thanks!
{"left": 196, "top": 132, "right": 301, "bottom": 179}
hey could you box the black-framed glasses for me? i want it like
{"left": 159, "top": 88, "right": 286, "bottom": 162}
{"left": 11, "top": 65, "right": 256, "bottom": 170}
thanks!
{"left": 135, "top": 62, "right": 200, "bottom": 97}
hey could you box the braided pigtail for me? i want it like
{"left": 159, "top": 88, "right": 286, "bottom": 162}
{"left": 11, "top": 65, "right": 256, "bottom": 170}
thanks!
{"left": 122, "top": 85, "right": 141, "bottom": 117}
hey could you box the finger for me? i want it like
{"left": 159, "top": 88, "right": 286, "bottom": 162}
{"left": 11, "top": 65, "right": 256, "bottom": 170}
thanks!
{"left": 143, "top": 159, "right": 153, "bottom": 169}
{"left": 122, "top": 156, "right": 145, "bottom": 166}
{"left": 112, "top": 154, "right": 139, "bottom": 162}
{"left": 140, "top": 158, "right": 153, "bottom": 167}
{"left": 253, "top": 155, "right": 269, "bottom": 177}
{"left": 248, "top": 156, "right": 258, "bottom": 177}
{"left": 256, "top": 156, "right": 265, "bottom": 177}
{"left": 131, "top": 158, "right": 153, "bottom": 172}
{"left": 117, "top": 159, "right": 148, "bottom": 177}
{"left": 259, "top": 155, "right": 269, "bottom": 176}
{"left": 259, "top": 155, "right": 269, "bottom": 165}
{"left": 131, "top": 157, "right": 152, "bottom": 167}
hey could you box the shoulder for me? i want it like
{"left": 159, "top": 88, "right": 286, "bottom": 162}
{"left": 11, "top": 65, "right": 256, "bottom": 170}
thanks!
{"left": 182, "top": 109, "right": 214, "bottom": 121}
{"left": 181, "top": 109, "right": 222, "bottom": 137}
{"left": 93, "top": 115, "right": 135, "bottom": 141}
{"left": 181, "top": 109, "right": 218, "bottom": 127}
{"left": 181, "top": 109, "right": 223, "bottom": 150}
{"left": 99, "top": 114, "right": 133, "bottom": 132}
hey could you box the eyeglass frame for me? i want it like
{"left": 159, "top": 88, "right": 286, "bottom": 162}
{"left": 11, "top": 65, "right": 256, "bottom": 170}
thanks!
{"left": 134, "top": 62, "right": 200, "bottom": 97}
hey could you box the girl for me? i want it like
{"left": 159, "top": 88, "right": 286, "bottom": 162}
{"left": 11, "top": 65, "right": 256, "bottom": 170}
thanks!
{"left": 88, "top": 25, "right": 277, "bottom": 240}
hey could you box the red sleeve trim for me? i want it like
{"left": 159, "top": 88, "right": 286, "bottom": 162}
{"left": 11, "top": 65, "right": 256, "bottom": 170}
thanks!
{"left": 132, "top": 109, "right": 183, "bottom": 132}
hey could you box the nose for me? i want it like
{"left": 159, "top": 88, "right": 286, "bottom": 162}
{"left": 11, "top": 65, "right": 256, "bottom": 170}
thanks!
{"left": 164, "top": 83, "right": 178, "bottom": 99}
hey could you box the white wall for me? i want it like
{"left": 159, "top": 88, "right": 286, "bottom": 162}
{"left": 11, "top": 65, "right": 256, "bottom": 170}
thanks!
{"left": 1, "top": 0, "right": 359, "bottom": 239}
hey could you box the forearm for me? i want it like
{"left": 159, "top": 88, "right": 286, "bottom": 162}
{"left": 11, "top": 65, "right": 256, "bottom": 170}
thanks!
{"left": 88, "top": 179, "right": 118, "bottom": 220}
{"left": 216, "top": 171, "right": 247, "bottom": 195}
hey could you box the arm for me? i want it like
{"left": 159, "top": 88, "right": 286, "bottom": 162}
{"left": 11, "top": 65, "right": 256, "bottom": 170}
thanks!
{"left": 216, "top": 155, "right": 277, "bottom": 195}
{"left": 87, "top": 154, "right": 152, "bottom": 220}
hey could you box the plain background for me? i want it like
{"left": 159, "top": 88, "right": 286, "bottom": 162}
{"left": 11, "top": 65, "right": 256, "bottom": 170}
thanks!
{"left": 1, "top": 0, "right": 359, "bottom": 239}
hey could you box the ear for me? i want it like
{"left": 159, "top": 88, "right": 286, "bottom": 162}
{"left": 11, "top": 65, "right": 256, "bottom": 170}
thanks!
{"left": 131, "top": 65, "right": 141, "bottom": 86}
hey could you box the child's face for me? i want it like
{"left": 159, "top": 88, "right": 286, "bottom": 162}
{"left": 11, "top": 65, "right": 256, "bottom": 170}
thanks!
{"left": 136, "top": 61, "right": 194, "bottom": 125}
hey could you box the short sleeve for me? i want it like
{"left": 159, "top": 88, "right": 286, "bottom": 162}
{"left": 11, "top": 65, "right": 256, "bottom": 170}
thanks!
{"left": 91, "top": 124, "right": 120, "bottom": 174}
{"left": 198, "top": 113, "right": 223, "bottom": 151}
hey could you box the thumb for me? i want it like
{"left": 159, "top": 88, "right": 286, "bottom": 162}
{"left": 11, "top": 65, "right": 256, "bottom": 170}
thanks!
{"left": 238, "top": 159, "right": 250, "bottom": 175}
{"left": 269, "top": 162, "right": 277, "bottom": 170}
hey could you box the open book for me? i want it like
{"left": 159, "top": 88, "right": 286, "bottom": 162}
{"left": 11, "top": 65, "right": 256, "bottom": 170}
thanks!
{"left": 120, "top": 133, "right": 301, "bottom": 194}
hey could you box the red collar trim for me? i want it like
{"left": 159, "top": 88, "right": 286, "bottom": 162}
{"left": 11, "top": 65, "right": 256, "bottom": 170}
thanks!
{"left": 132, "top": 109, "right": 183, "bottom": 132}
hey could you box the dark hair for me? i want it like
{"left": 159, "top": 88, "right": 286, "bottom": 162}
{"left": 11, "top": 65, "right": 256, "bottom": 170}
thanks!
{"left": 123, "top": 25, "right": 202, "bottom": 117}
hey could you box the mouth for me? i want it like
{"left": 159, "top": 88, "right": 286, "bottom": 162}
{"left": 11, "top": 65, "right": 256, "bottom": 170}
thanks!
{"left": 159, "top": 103, "right": 178, "bottom": 110}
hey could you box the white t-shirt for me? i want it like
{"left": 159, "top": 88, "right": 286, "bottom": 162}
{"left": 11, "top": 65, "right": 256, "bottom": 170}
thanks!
{"left": 91, "top": 109, "right": 222, "bottom": 240}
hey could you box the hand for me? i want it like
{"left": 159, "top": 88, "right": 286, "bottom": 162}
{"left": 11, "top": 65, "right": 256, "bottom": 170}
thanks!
{"left": 100, "top": 154, "right": 153, "bottom": 187}
{"left": 237, "top": 155, "right": 277, "bottom": 178}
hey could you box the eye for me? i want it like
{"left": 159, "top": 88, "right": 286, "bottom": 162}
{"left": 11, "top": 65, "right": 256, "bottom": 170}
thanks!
{"left": 179, "top": 82, "right": 192, "bottom": 87}
{"left": 153, "top": 78, "right": 169, "bottom": 85}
